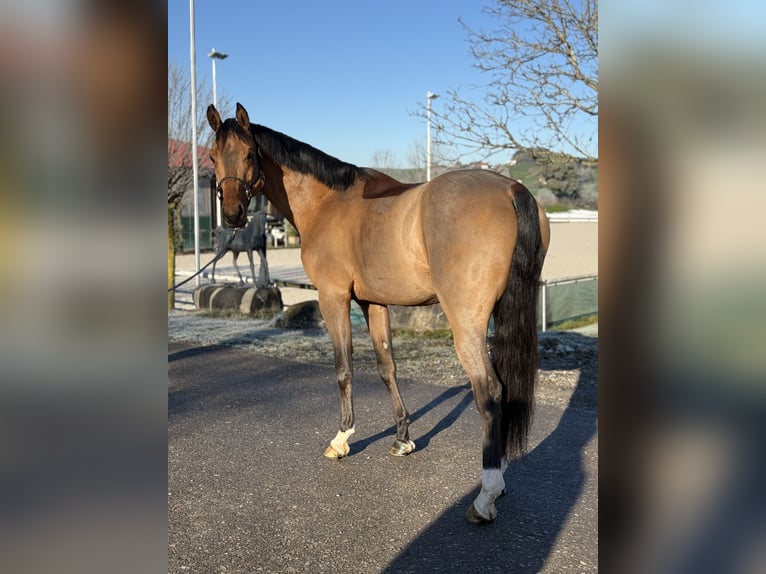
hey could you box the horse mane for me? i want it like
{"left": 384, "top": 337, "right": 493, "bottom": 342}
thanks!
{"left": 251, "top": 123, "right": 366, "bottom": 191}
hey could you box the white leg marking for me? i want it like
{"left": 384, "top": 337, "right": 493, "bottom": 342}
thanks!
{"left": 473, "top": 469, "right": 505, "bottom": 521}
{"left": 325, "top": 427, "right": 355, "bottom": 458}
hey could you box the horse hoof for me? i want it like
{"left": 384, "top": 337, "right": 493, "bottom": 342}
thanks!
{"left": 324, "top": 443, "right": 349, "bottom": 459}
{"left": 465, "top": 503, "right": 494, "bottom": 525}
{"left": 389, "top": 439, "right": 416, "bottom": 457}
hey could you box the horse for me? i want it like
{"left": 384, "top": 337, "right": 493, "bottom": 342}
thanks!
{"left": 207, "top": 103, "right": 550, "bottom": 524}
{"left": 210, "top": 211, "right": 270, "bottom": 287}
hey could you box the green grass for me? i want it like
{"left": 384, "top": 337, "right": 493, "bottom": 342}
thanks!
{"left": 544, "top": 204, "right": 573, "bottom": 213}
{"left": 392, "top": 328, "right": 454, "bottom": 340}
{"left": 549, "top": 313, "right": 598, "bottom": 331}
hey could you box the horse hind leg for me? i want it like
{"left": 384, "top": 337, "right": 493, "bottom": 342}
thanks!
{"left": 246, "top": 249, "right": 256, "bottom": 285}
{"left": 245, "top": 249, "right": 256, "bottom": 285}
{"left": 257, "top": 247, "right": 270, "bottom": 286}
{"left": 231, "top": 252, "right": 244, "bottom": 284}
{"left": 451, "top": 324, "right": 506, "bottom": 524}
{"left": 362, "top": 302, "right": 414, "bottom": 456}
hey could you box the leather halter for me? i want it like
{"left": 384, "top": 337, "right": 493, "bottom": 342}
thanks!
{"left": 214, "top": 146, "right": 266, "bottom": 203}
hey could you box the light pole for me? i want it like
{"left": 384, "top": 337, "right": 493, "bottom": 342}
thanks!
{"left": 426, "top": 91, "right": 439, "bottom": 182}
{"left": 189, "top": 0, "right": 201, "bottom": 286}
{"left": 208, "top": 48, "right": 228, "bottom": 108}
{"left": 209, "top": 49, "right": 228, "bottom": 226}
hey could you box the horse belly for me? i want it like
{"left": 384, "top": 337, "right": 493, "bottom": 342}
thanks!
{"left": 353, "top": 268, "right": 437, "bottom": 306}
{"left": 353, "top": 237, "right": 436, "bottom": 305}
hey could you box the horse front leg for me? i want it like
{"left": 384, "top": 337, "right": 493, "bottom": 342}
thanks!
{"left": 360, "top": 302, "right": 415, "bottom": 456}
{"left": 319, "top": 290, "right": 355, "bottom": 459}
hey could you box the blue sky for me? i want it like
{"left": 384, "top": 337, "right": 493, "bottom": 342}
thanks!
{"left": 168, "top": 1, "right": 509, "bottom": 167}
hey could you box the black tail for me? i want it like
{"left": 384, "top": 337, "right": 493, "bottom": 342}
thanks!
{"left": 492, "top": 183, "right": 545, "bottom": 458}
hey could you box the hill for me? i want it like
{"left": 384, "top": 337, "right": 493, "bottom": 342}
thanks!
{"left": 377, "top": 155, "right": 598, "bottom": 211}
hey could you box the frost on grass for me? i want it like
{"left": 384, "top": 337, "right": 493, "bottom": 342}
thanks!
{"left": 168, "top": 311, "right": 597, "bottom": 404}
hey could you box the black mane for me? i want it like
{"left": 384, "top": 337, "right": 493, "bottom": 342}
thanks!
{"left": 251, "top": 124, "right": 365, "bottom": 191}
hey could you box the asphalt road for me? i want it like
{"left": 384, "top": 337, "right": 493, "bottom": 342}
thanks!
{"left": 168, "top": 342, "right": 597, "bottom": 573}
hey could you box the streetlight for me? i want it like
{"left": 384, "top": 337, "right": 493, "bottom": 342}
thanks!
{"left": 208, "top": 48, "right": 228, "bottom": 108}
{"left": 189, "top": 0, "right": 201, "bottom": 286}
{"left": 209, "top": 49, "right": 228, "bottom": 227}
{"left": 426, "top": 91, "right": 439, "bottom": 182}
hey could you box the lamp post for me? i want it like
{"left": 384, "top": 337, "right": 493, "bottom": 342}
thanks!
{"left": 209, "top": 49, "right": 228, "bottom": 226}
{"left": 189, "top": 0, "right": 201, "bottom": 286}
{"left": 426, "top": 91, "right": 439, "bottom": 182}
{"left": 208, "top": 48, "right": 228, "bottom": 108}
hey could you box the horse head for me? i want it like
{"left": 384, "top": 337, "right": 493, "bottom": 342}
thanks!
{"left": 207, "top": 102, "right": 265, "bottom": 228}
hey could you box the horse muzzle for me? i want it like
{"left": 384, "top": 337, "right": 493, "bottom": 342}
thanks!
{"left": 222, "top": 208, "right": 248, "bottom": 229}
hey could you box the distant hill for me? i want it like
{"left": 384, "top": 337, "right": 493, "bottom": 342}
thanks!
{"left": 373, "top": 149, "right": 597, "bottom": 210}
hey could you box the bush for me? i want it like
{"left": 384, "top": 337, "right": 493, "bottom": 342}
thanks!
{"left": 534, "top": 187, "right": 558, "bottom": 207}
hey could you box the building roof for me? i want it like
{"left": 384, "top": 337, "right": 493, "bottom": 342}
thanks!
{"left": 168, "top": 138, "right": 214, "bottom": 170}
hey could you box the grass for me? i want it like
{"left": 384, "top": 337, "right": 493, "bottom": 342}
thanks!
{"left": 549, "top": 313, "right": 598, "bottom": 331}
{"left": 392, "top": 328, "right": 454, "bottom": 340}
{"left": 545, "top": 204, "right": 573, "bottom": 213}
{"left": 194, "top": 308, "right": 281, "bottom": 320}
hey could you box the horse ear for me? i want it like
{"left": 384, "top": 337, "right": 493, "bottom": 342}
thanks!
{"left": 235, "top": 102, "right": 250, "bottom": 130}
{"left": 207, "top": 105, "right": 222, "bottom": 132}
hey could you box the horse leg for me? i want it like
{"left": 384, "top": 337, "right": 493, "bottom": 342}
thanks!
{"left": 231, "top": 252, "right": 244, "bottom": 284}
{"left": 319, "top": 289, "right": 355, "bottom": 459}
{"left": 246, "top": 249, "right": 256, "bottom": 285}
{"left": 359, "top": 302, "right": 415, "bottom": 456}
{"left": 452, "top": 325, "right": 506, "bottom": 524}
{"left": 257, "top": 247, "right": 270, "bottom": 286}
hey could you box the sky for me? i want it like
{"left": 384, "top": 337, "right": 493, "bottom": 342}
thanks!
{"left": 168, "top": 1, "right": 514, "bottom": 168}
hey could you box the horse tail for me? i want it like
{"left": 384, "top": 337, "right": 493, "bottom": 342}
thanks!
{"left": 492, "top": 183, "right": 545, "bottom": 459}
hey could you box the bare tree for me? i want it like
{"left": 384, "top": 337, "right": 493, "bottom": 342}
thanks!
{"left": 167, "top": 60, "right": 230, "bottom": 308}
{"left": 168, "top": 60, "right": 228, "bottom": 205}
{"left": 426, "top": 0, "right": 597, "bottom": 162}
{"left": 370, "top": 148, "right": 397, "bottom": 169}
{"left": 406, "top": 140, "right": 426, "bottom": 181}
{"left": 406, "top": 140, "right": 425, "bottom": 172}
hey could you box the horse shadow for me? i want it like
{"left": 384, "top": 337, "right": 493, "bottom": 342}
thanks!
{"left": 351, "top": 383, "right": 474, "bottom": 456}
{"left": 382, "top": 333, "right": 598, "bottom": 573}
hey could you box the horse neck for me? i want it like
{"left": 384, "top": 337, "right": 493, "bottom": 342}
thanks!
{"left": 261, "top": 159, "right": 334, "bottom": 235}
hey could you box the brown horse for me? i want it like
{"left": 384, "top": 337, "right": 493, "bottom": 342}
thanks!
{"left": 207, "top": 103, "right": 550, "bottom": 524}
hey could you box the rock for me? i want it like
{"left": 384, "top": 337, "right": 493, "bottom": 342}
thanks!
{"left": 275, "top": 300, "right": 324, "bottom": 329}
{"left": 388, "top": 304, "right": 450, "bottom": 333}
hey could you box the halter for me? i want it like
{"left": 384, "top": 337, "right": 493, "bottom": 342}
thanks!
{"left": 214, "top": 146, "right": 266, "bottom": 203}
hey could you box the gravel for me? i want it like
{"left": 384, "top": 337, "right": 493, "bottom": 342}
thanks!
{"left": 168, "top": 310, "right": 598, "bottom": 408}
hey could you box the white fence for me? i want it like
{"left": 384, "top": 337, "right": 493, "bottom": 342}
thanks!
{"left": 546, "top": 209, "right": 598, "bottom": 223}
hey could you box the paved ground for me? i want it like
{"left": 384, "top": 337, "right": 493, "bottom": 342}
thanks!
{"left": 168, "top": 339, "right": 598, "bottom": 573}
{"left": 169, "top": 220, "right": 598, "bottom": 572}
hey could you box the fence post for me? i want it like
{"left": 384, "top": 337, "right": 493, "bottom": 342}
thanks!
{"left": 540, "top": 279, "right": 547, "bottom": 332}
